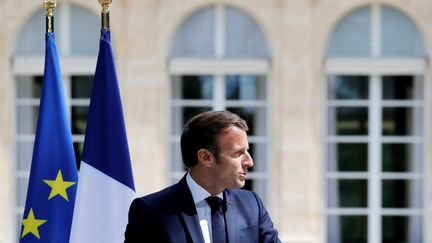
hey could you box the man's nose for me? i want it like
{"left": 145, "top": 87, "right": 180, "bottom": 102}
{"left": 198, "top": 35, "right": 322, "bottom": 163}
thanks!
{"left": 244, "top": 152, "right": 253, "bottom": 168}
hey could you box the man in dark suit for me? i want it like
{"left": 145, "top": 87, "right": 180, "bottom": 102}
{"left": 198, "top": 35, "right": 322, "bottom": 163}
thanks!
{"left": 124, "top": 111, "right": 280, "bottom": 243}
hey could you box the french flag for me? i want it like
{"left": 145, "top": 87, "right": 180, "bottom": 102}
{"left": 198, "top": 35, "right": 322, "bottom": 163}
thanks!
{"left": 70, "top": 29, "right": 135, "bottom": 243}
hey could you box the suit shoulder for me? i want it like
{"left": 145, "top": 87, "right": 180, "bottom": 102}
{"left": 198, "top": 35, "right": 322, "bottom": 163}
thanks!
{"left": 226, "top": 188, "right": 262, "bottom": 204}
{"left": 134, "top": 183, "right": 181, "bottom": 208}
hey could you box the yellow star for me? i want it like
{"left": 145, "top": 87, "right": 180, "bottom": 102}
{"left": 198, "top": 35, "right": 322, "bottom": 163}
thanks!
{"left": 43, "top": 170, "right": 76, "bottom": 201}
{"left": 21, "top": 208, "right": 47, "bottom": 239}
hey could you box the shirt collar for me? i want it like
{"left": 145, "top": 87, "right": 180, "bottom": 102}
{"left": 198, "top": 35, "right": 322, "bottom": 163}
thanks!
{"left": 186, "top": 172, "right": 223, "bottom": 204}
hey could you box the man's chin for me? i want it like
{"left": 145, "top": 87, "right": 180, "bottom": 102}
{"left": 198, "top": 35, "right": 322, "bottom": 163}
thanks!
{"left": 227, "top": 181, "right": 245, "bottom": 189}
{"left": 236, "top": 180, "right": 246, "bottom": 188}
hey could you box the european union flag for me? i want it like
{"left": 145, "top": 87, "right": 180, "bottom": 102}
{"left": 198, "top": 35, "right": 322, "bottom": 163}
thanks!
{"left": 70, "top": 29, "right": 135, "bottom": 243}
{"left": 20, "top": 33, "right": 78, "bottom": 243}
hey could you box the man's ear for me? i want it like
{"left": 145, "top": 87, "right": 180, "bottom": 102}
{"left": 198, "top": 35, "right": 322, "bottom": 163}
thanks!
{"left": 197, "top": 148, "right": 213, "bottom": 167}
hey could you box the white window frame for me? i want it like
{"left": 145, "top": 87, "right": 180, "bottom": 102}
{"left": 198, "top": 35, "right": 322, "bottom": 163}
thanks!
{"left": 324, "top": 57, "right": 427, "bottom": 243}
{"left": 168, "top": 2, "right": 272, "bottom": 202}
{"left": 168, "top": 58, "right": 271, "bottom": 198}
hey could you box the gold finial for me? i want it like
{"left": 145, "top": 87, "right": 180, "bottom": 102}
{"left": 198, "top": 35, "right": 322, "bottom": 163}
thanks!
{"left": 43, "top": 0, "right": 57, "bottom": 33}
{"left": 98, "top": 0, "right": 112, "bottom": 29}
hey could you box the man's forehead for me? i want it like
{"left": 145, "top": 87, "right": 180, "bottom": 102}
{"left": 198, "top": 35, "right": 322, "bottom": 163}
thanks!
{"left": 216, "top": 127, "right": 248, "bottom": 145}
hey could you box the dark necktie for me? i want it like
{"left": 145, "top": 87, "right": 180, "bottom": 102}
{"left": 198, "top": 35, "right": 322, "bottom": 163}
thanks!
{"left": 205, "top": 196, "right": 227, "bottom": 243}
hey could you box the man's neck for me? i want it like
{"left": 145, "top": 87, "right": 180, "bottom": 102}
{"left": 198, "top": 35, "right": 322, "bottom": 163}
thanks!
{"left": 189, "top": 170, "right": 224, "bottom": 196}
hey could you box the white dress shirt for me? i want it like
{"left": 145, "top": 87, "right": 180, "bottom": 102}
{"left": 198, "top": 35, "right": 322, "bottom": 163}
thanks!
{"left": 186, "top": 173, "right": 223, "bottom": 243}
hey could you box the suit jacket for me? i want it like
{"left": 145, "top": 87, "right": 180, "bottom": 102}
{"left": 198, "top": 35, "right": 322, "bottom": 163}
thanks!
{"left": 124, "top": 175, "right": 281, "bottom": 243}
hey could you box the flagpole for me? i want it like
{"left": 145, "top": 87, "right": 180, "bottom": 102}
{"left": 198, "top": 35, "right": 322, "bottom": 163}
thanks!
{"left": 98, "top": 0, "right": 112, "bottom": 30}
{"left": 43, "top": 0, "right": 56, "bottom": 33}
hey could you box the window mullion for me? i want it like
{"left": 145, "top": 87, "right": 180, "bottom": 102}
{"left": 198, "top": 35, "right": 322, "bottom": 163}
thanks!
{"left": 214, "top": 4, "right": 225, "bottom": 58}
{"left": 368, "top": 75, "right": 382, "bottom": 243}
{"left": 63, "top": 76, "right": 72, "bottom": 122}
{"left": 213, "top": 74, "right": 225, "bottom": 110}
{"left": 371, "top": 4, "right": 381, "bottom": 57}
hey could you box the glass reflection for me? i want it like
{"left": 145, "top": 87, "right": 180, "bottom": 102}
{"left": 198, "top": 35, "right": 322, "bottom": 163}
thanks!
{"left": 328, "top": 179, "right": 368, "bottom": 208}
{"left": 327, "top": 215, "right": 367, "bottom": 243}
{"left": 72, "top": 76, "right": 93, "bottom": 98}
{"left": 73, "top": 142, "right": 83, "bottom": 169}
{"left": 382, "top": 179, "right": 422, "bottom": 208}
{"left": 16, "top": 76, "right": 43, "bottom": 98}
{"left": 182, "top": 107, "right": 212, "bottom": 126}
{"left": 382, "top": 143, "right": 422, "bottom": 172}
{"left": 328, "top": 107, "right": 368, "bottom": 135}
{"left": 382, "top": 107, "right": 422, "bottom": 136}
{"left": 17, "top": 106, "right": 39, "bottom": 134}
{"left": 382, "top": 76, "right": 420, "bottom": 100}
{"left": 328, "top": 75, "right": 369, "bottom": 100}
{"left": 227, "top": 107, "right": 266, "bottom": 136}
{"left": 327, "top": 143, "right": 368, "bottom": 172}
{"left": 339, "top": 179, "right": 368, "bottom": 207}
{"left": 71, "top": 106, "right": 89, "bottom": 134}
{"left": 16, "top": 141, "right": 34, "bottom": 171}
{"left": 382, "top": 216, "right": 422, "bottom": 243}
{"left": 225, "top": 75, "right": 266, "bottom": 100}
{"left": 180, "top": 75, "right": 213, "bottom": 99}
{"left": 243, "top": 179, "right": 253, "bottom": 191}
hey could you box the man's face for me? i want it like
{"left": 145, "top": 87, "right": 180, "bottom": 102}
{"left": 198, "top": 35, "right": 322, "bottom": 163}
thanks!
{"left": 210, "top": 126, "right": 254, "bottom": 189}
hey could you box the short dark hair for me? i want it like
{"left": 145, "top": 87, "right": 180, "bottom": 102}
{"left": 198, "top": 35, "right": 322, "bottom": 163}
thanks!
{"left": 180, "top": 110, "right": 248, "bottom": 168}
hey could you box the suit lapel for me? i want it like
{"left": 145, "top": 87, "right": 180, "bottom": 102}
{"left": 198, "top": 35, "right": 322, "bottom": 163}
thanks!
{"left": 177, "top": 175, "right": 205, "bottom": 243}
{"left": 224, "top": 190, "right": 239, "bottom": 243}
{"left": 181, "top": 211, "right": 205, "bottom": 243}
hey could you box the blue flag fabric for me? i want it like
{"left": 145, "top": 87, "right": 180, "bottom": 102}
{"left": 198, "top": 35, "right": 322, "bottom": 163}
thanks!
{"left": 70, "top": 29, "right": 135, "bottom": 243}
{"left": 20, "top": 33, "right": 78, "bottom": 243}
{"left": 81, "top": 29, "right": 135, "bottom": 190}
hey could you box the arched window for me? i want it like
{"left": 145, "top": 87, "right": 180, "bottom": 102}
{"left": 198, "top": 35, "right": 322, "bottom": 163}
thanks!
{"left": 13, "top": 3, "right": 98, "bottom": 240}
{"left": 325, "top": 5, "right": 426, "bottom": 243}
{"left": 168, "top": 4, "right": 270, "bottom": 200}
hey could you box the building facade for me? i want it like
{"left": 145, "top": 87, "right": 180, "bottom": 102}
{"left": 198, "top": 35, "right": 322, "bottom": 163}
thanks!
{"left": 0, "top": 0, "right": 431, "bottom": 242}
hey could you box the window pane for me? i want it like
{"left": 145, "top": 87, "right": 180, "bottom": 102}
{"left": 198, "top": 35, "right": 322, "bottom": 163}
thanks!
{"left": 70, "top": 5, "right": 99, "bottom": 55}
{"left": 170, "top": 7, "right": 215, "bottom": 57}
{"left": 13, "top": 10, "right": 45, "bottom": 55}
{"left": 326, "top": 6, "right": 371, "bottom": 57}
{"left": 170, "top": 142, "right": 186, "bottom": 172}
{"left": 72, "top": 76, "right": 93, "bottom": 98}
{"left": 250, "top": 178, "right": 266, "bottom": 201}
{"left": 73, "top": 142, "right": 83, "bottom": 169}
{"left": 328, "top": 179, "right": 368, "bottom": 207}
{"left": 71, "top": 106, "right": 89, "bottom": 134}
{"left": 226, "top": 75, "right": 266, "bottom": 100}
{"left": 225, "top": 6, "right": 269, "bottom": 58}
{"left": 248, "top": 143, "right": 266, "bottom": 173}
{"left": 327, "top": 215, "right": 367, "bottom": 243}
{"left": 16, "top": 76, "right": 43, "bottom": 98}
{"left": 16, "top": 141, "right": 34, "bottom": 171}
{"left": 17, "top": 177, "right": 29, "bottom": 208}
{"left": 382, "top": 76, "right": 422, "bottom": 100}
{"left": 382, "top": 179, "right": 422, "bottom": 208}
{"left": 243, "top": 179, "right": 253, "bottom": 191}
{"left": 171, "top": 106, "right": 212, "bottom": 135}
{"left": 382, "top": 143, "right": 422, "bottom": 172}
{"left": 172, "top": 75, "right": 213, "bottom": 100}
{"left": 17, "top": 106, "right": 39, "bottom": 134}
{"left": 328, "top": 107, "right": 368, "bottom": 135}
{"left": 382, "top": 107, "right": 423, "bottom": 136}
{"left": 227, "top": 107, "right": 266, "bottom": 136}
{"left": 382, "top": 216, "right": 423, "bottom": 243}
{"left": 328, "top": 76, "right": 369, "bottom": 100}
{"left": 381, "top": 6, "right": 426, "bottom": 57}
{"left": 327, "top": 143, "right": 368, "bottom": 172}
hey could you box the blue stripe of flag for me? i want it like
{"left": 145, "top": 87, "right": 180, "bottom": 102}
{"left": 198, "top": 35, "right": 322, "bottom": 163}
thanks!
{"left": 81, "top": 29, "right": 135, "bottom": 191}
